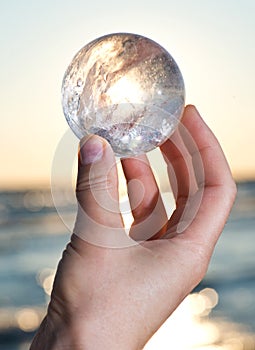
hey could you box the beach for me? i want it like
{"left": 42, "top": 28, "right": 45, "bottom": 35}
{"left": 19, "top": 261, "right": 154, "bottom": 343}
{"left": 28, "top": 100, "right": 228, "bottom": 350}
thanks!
{"left": 0, "top": 181, "right": 255, "bottom": 349}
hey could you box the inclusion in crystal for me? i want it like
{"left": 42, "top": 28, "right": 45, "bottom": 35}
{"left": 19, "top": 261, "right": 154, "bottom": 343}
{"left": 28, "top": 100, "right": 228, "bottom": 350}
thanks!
{"left": 62, "top": 33, "right": 185, "bottom": 157}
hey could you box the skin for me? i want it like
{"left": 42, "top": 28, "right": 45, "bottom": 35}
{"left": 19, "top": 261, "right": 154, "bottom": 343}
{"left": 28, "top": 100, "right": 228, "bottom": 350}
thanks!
{"left": 30, "top": 105, "right": 236, "bottom": 350}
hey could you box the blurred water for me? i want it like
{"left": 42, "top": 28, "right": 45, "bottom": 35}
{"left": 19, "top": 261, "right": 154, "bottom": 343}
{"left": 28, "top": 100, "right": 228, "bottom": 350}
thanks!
{"left": 0, "top": 182, "right": 254, "bottom": 349}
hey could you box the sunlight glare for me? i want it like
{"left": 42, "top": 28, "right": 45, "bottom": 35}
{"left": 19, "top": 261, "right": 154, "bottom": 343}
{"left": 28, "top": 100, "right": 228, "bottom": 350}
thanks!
{"left": 36, "top": 268, "right": 56, "bottom": 296}
{"left": 43, "top": 274, "right": 55, "bottom": 296}
{"left": 143, "top": 288, "right": 254, "bottom": 350}
{"left": 199, "top": 288, "right": 219, "bottom": 309}
{"left": 15, "top": 308, "right": 40, "bottom": 332}
{"left": 107, "top": 76, "right": 143, "bottom": 104}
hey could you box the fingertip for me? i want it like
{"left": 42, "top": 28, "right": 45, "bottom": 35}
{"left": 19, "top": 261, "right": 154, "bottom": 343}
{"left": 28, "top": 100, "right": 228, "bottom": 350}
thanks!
{"left": 79, "top": 135, "right": 111, "bottom": 166}
{"left": 185, "top": 104, "right": 198, "bottom": 112}
{"left": 180, "top": 104, "right": 214, "bottom": 144}
{"left": 182, "top": 105, "right": 201, "bottom": 123}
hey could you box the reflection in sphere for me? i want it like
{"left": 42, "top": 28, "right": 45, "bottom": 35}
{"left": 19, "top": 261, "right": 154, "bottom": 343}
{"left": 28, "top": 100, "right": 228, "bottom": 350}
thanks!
{"left": 62, "top": 33, "right": 185, "bottom": 157}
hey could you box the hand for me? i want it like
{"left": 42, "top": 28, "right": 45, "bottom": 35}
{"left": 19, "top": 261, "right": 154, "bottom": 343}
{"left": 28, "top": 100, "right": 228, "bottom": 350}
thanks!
{"left": 30, "top": 105, "right": 236, "bottom": 350}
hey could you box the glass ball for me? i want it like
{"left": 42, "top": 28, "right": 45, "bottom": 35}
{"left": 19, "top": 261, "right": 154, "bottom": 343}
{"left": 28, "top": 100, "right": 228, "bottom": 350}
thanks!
{"left": 62, "top": 33, "right": 185, "bottom": 157}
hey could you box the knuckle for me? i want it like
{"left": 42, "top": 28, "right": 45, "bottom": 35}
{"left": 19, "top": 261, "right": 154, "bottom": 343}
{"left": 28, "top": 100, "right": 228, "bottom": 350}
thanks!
{"left": 222, "top": 178, "right": 237, "bottom": 204}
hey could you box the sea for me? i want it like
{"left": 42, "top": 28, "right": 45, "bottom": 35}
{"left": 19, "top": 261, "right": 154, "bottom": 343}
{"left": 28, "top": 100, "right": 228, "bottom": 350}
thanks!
{"left": 0, "top": 181, "right": 255, "bottom": 350}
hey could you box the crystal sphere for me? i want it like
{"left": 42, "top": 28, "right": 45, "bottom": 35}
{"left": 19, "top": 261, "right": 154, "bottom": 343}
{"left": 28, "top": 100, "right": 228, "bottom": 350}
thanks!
{"left": 62, "top": 33, "right": 185, "bottom": 157}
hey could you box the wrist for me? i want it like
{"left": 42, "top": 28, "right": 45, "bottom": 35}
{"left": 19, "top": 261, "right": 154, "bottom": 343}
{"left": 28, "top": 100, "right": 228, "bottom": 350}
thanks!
{"left": 30, "top": 314, "right": 141, "bottom": 350}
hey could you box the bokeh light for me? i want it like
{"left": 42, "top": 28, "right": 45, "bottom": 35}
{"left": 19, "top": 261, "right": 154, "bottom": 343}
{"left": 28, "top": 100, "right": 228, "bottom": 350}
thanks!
{"left": 15, "top": 308, "right": 40, "bottom": 332}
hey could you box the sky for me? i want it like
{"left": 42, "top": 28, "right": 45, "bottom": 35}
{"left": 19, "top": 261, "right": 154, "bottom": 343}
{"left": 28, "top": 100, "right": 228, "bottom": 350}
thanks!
{"left": 0, "top": 0, "right": 255, "bottom": 189}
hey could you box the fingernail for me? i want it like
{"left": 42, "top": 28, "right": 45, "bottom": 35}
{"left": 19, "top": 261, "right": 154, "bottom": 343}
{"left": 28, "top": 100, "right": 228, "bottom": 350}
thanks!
{"left": 80, "top": 136, "right": 104, "bottom": 165}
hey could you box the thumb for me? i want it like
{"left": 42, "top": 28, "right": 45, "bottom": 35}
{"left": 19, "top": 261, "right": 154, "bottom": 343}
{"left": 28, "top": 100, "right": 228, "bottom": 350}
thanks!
{"left": 73, "top": 135, "right": 126, "bottom": 247}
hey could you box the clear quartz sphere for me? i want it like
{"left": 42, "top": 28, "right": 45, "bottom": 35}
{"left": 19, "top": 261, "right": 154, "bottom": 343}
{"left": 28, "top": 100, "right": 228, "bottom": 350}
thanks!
{"left": 62, "top": 33, "right": 185, "bottom": 157}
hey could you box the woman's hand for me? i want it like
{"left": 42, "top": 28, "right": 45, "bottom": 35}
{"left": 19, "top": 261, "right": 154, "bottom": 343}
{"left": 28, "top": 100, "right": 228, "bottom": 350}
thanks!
{"left": 30, "top": 105, "right": 236, "bottom": 350}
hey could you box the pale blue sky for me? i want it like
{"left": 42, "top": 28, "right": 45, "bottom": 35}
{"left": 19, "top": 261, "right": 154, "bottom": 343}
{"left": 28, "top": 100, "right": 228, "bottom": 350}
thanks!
{"left": 1, "top": 0, "right": 255, "bottom": 187}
